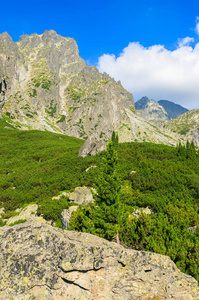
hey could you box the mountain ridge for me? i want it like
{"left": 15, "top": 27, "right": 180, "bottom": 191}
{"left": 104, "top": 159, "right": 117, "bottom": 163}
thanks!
{"left": 135, "top": 96, "right": 188, "bottom": 120}
{"left": 0, "top": 30, "right": 198, "bottom": 147}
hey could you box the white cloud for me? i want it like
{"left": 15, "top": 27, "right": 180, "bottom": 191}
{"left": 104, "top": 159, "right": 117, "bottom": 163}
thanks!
{"left": 97, "top": 41, "right": 199, "bottom": 109}
{"left": 178, "top": 37, "right": 194, "bottom": 47}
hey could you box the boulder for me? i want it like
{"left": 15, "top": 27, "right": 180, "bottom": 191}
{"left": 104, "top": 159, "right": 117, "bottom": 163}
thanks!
{"left": 132, "top": 207, "right": 154, "bottom": 218}
{"left": 188, "top": 226, "right": 198, "bottom": 234}
{"left": 0, "top": 221, "right": 199, "bottom": 299}
{"left": 0, "top": 207, "right": 4, "bottom": 216}
{"left": 52, "top": 191, "right": 69, "bottom": 200}
{"left": 61, "top": 206, "right": 78, "bottom": 229}
{"left": 6, "top": 204, "right": 46, "bottom": 226}
{"left": 68, "top": 186, "right": 94, "bottom": 205}
{"left": 78, "top": 136, "right": 106, "bottom": 157}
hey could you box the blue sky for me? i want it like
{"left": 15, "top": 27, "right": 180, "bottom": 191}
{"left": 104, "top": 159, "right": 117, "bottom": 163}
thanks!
{"left": 1, "top": 0, "right": 199, "bottom": 108}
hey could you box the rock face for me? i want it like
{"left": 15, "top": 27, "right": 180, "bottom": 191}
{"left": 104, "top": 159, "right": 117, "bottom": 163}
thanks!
{"left": 0, "top": 221, "right": 199, "bottom": 300}
{"left": 61, "top": 206, "right": 78, "bottom": 229}
{"left": 158, "top": 100, "right": 189, "bottom": 120}
{"left": 159, "top": 109, "right": 199, "bottom": 147}
{"left": 0, "top": 30, "right": 189, "bottom": 147}
{"left": 68, "top": 186, "right": 94, "bottom": 204}
{"left": 0, "top": 30, "right": 134, "bottom": 142}
{"left": 78, "top": 135, "right": 107, "bottom": 157}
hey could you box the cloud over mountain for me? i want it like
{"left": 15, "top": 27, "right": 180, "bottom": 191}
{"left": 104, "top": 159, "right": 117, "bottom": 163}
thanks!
{"left": 97, "top": 25, "right": 199, "bottom": 110}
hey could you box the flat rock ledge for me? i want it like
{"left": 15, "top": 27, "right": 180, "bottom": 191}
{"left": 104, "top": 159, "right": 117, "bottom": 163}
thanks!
{"left": 0, "top": 222, "right": 199, "bottom": 300}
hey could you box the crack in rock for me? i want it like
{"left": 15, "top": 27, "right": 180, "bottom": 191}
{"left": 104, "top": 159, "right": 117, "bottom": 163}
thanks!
{"left": 61, "top": 277, "right": 90, "bottom": 291}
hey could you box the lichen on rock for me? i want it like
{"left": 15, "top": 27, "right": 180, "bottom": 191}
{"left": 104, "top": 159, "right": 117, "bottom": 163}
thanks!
{"left": 0, "top": 221, "right": 199, "bottom": 299}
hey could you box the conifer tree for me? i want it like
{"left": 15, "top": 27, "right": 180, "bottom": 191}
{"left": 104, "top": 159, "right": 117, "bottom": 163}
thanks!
{"left": 93, "top": 134, "right": 121, "bottom": 227}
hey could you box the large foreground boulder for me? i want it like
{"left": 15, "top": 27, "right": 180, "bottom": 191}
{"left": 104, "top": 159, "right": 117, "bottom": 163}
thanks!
{"left": 0, "top": 221, "right": 199, "bottom": 299}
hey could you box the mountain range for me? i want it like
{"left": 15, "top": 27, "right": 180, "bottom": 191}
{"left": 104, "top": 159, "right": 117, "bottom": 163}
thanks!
{"left": 135, "top": 96, "right": 189, "bottom": 120}
{"left": 0, "top": 30, "right": 199, "bottom": 147}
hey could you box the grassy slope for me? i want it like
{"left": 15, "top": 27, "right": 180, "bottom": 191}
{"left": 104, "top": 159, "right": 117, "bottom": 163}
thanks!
{"left": 0, "top": 119, "right": 98, "bottom": 213}
{"left": 1, "top": 118, "right": 199, "bottom": 280}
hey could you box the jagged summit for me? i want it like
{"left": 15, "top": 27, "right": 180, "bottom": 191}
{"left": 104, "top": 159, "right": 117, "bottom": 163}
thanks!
{"left": 0, "top": 30, "right": 136, "bottom": 142}
{"left": 135, "top": 96, "right": 169, "bottom": 121}
{"left": 0, "top": 31, "right": 198, "bottom": 147}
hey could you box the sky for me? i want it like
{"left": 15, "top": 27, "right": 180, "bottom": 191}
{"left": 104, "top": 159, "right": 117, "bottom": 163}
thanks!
{"left": 1, "top": 0, "right": 199, "bottom": 109}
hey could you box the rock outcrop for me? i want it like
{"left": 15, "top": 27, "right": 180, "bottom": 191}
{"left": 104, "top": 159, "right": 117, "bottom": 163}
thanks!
{"left": 78, "top": 135, "right": 107, "bottom": 157}
{"left": 158, "top": 109, "right": 199, "bottom": 147}
{"left": 0, "top": 30, "right": 134, "bottom": 142}
{"left": 0, "top": 221, "right": 199, "bottom": 299}
{"left": 61, "top": 206, "right": 78, "bottom": 229}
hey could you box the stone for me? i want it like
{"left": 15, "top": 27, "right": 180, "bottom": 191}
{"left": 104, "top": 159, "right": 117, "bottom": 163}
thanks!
{"left": 188, "top": 226, "right": 198, "bottom": 234}
{"left": 78, "top": 136, "right": 107, "bottom": 157}
{"left": 52, "top": 191, "right": 69, "bottom": 200}
{"left": 6, "top": 204, "right": 46, "bottom": 226}
{"left": 85, "top": 165, "right": 97, "bottom": 172}
{"left": 61, "top": 206, "right": 78, "bottom": 229}
{"left": 68, "top": 186, "right": 94, "bottom": 204}
{"left": 0, "top": 207, "right": 4, "bottom": 216}
{"left": 132, "top": 207, "right": 154, "bottom": 218}
{"left": 0, "top": 221, "right": 199, "bottom": 299}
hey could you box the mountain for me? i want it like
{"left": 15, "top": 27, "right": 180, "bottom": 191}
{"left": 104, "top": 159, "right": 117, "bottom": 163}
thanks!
{"left": 0, "top": 30, "right": 134, "bottom": 142}
{"left": 135, "top": 96, "right": 169, "bottom": 121}
{"left": 160, "top": 109, "right": 199, "bottom": 145}
{"left": 0, "top": 31, "right": 198, "bottom": 147}
{"left": 135, "top": 97, "right": 188, "bottom": 121}
{"left": 158, "top": 99, "right": 189, "bottom": 119}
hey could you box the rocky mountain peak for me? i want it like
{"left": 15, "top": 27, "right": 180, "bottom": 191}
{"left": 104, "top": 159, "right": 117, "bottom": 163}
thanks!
{"left": 135, "top": 96, "right": 169, "bottom": 121}
{"left": 0, "top": 31, "right": 197, "bottom": 147}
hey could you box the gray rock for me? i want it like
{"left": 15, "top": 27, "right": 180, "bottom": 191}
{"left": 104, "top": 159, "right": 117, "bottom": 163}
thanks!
{"left": 0, "top": 207, "right": 4, "bottom": 216}
{"left": 85, "top": 165, "right": 97, "bottom": 172}
{"left": 52, "top": 191, "right": 69, "bottom": 200}
{"left": 132, "top": 207, "right": 154, "bottom": 218}
{"left": 193, "top": 124, "right": 199, "bottom": 146}
{"left": 78, "top": 136, "right": 106, "bottom": 157}
{"left": 0, "top": 221, "right": 199, "bottom": 299}
{"left": 61, "top": 206, "right": 78, "bottom": 229}
{"left": 188, "top": 226, "right": 198, "bottom": 234}
{"left": 68, "top": 186, "right": 94, "bottom": 204}
{"left": 6, "top": 203, "right": 46, "bottom": 226}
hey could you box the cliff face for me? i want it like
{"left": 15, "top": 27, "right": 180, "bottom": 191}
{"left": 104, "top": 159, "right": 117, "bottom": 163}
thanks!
{"left": 1, "top": 30, "right": 198, "bottom": 147}
{"left": 135, "top": 97, "right": 170, "bottom": 121}
{"left": 0, "top": 220, "right": 199, "bottom": 299}
{"left": 0, "top": 30, "right": 134, "bottom": 141}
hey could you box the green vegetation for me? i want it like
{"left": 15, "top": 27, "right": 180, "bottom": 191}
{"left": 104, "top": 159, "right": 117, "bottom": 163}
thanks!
{"left": 30, "top": 59, "right": 53, "bottom": 90}
{"left": 70, "top": 136, "right": 199, "bottom": 282}
{"left": 9, "top": 219, "right": 27, "bottom": 226}
{"left": 56, "top": 115, "right": 66, "bottom": 123}
{"left": 1, "top": 118, "right": 199, "bottom": 281}
{"left": 45, "top": 100, "right": 57, "bottom": 117}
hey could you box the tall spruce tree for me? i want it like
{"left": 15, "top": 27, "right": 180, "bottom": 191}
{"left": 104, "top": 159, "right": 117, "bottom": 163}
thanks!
{"left": 93, "top": 134, "right": 121, "bottom": 226}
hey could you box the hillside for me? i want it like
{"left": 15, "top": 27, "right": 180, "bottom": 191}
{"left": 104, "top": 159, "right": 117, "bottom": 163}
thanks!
{"left": 156, "top": 109, "right": 199, "bottom": 146}
{"left": 158, "top": 99, "right": 189, "bottom": 119}
{"left": 0, "top": 30, "right": 192, "bottom": 147}
{"left": 1, "top": 119, "right": 199, "bottom": 285}
{"left": 0, "top": 30, "right": 134, "bottom": 142}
